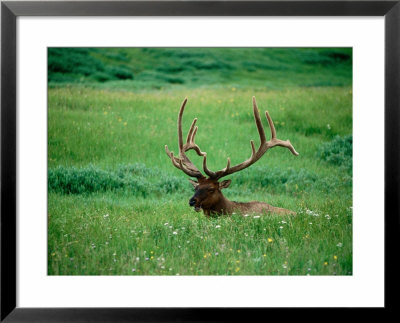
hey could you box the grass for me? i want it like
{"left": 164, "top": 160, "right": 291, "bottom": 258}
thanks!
{"left": 48, "top": 48, "right": 352, "bottom": 275}
{"left": 49, "top": 193, "right": 352, "bottom": 275}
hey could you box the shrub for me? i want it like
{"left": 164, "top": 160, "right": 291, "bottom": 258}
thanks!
{"left": 48, "top": 162, "right": 351, "bottom": 197}
{"left": 105, "top": 66, "right": 134, "bottom": 80}
{"left": 92, "top": 72, "right": 113, "bottom": 82}
{"left": 156, "top": 174, "right": 191, "bottom": 194}
{"left": 48, "top": 165, "right": 123, "bottom": 194}
{"left": 48, "top": 163, "right": 191, "bottom": 196}
{"left": 317, "top": 135, "right": 352, "bottom": 172}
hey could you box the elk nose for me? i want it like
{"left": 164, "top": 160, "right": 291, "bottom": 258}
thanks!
{"left": 189, "top": 198, "right": 196, "bottom": 206}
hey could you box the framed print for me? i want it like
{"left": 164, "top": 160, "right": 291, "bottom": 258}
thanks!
{"left": 1, "top": 0, "right": 399, "bottom": 321}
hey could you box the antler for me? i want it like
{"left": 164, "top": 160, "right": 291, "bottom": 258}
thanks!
{"left": 165, "top": 98, "right": 206, "bottom": 179}
{"left": 202, "top": 96, "right": 299, "bottom": 180}
{"left": 165, "top": 96, "right": 298, "bottom": 180}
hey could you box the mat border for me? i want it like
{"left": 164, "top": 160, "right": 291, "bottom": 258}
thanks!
{"left": 1, "top": 1, "right": 399, "bottom": 321}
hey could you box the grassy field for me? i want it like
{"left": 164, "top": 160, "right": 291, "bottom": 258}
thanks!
{"left": 48, "top": 48, "right": 352, "bottom": 275}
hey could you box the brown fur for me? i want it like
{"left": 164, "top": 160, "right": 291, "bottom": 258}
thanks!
{"left": 189, "top": 178, "right": 295, "bottom": 216}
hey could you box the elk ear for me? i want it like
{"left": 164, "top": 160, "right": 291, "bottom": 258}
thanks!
{"left": 219, "top": 179, "right": 231, "bottom": 189}
{"left": 188, "top": 179, "right": 199, "bottom": 188}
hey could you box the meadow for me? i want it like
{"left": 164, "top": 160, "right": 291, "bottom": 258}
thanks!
{"left": 48, "top": 48, "right": 352, "bottom": 275}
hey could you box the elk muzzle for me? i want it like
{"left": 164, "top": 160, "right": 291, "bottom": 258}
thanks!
{"left": 189, "top": 195, "right": 202, "bottom": 212}
{"left": 189, "top": 197, "right": 196, "bottom": 207}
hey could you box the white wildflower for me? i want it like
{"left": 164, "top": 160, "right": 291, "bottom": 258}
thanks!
{"left": 253, "top": 215, "right": 260, "bottom": 219}
{"left": 306, "top": 209, "right": 320, "bottom": 217}
{"left": 172, "top": 231, "right": 178, "bottom": 235}
{"left": 215, "top": 225, "right": 221, "bottom": 229}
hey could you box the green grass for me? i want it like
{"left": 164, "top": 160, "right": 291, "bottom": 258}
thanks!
{"left": 49, "top": 192, "right": 352, "bottom": 275}
{"left": 48, "top": 48, "right": 352, "bottom": 275}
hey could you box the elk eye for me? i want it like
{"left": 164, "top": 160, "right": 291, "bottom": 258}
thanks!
{"left": 208, "top": 189, "right": 215, "bottom": 193}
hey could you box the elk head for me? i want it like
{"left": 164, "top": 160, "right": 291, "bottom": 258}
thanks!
{"left": 165, "top": 97, "right": 299, "bottom": 216}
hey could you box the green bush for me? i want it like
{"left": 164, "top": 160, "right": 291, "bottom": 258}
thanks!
{"left": 48, "top": 48, "right": 134, "bottom": 83}
{"left": 317, "top": 135, "right": 352, "bottom": 172}
{"left": 156, "top": 174, "right": 191, "bottom": 194}
{"left": 92, "top": 72, "right": 113, "bottom": 82}
{"left": 48, "top": 162, "right": 352, "bottom": 197}
{"left": 105, "top": 66, "right": 134, "bottom": 80}
{"left": 48, "top": 48, "right": 353, "bottom": 89}
{"left": 48, "top": 48, "right": 105, "bottom": 81}
{"left": 48, "top": 163, "right": 190, "bottom": 196}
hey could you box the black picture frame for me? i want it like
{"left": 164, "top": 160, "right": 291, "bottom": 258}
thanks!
{"left": 1, "top": 1, "right": 399, "bottom": 321}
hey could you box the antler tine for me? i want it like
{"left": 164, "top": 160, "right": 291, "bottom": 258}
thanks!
{"left": 186, "top": 118, "right": 197, "bottom": 146}
{"left": 264, "top": 110, "right": 277, "bottom": 140}
{"left": 205, "top": 96, "right": 298, "bottom": 180}
{"left": 264, "top": 110, "right": 299, "bottom": 156}
{"left": 252, "top": 96, "right": 267, "bottom": 144}
{"left": 177, "top": 98, "right": 187, "bottom": 150}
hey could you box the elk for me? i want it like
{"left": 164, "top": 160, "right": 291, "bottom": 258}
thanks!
{"left": 165, "top": 97, "right": 299, "bottom": 216}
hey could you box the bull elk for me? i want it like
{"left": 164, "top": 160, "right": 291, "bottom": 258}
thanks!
{"left": 165, "top": 97, "right": 299, "bottom": 216}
